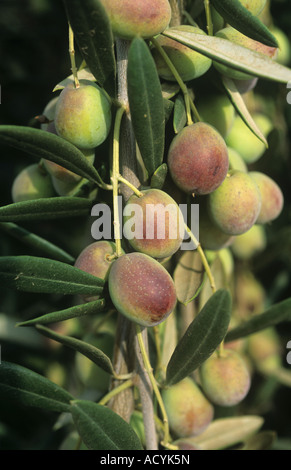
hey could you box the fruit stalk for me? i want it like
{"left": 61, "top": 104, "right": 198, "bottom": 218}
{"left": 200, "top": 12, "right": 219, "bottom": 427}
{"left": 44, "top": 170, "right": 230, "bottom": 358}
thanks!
{"left": 112, "top": 105, "right": 125, "bottom": 257}
{"left": 99, "top": 378, "right": 134, "bottom": 406}
{"left": 204, "top": 0, "right": 213, "bottom": 36}
{"left": 185, "top": 224, "right": 217, "bottom": 293}
{"left": 68, "top": 22, "right": 80, "bottom": 88}
{"left": 151, "top": 36, "right": 200, "bottom": 124}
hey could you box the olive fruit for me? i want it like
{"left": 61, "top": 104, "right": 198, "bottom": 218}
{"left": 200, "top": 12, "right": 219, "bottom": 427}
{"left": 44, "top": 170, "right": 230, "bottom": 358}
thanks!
{"left": 11, "top": 163, "right": 55, "bottom": 203}
{"left": 99, "top": 0, "right": 171, "bottom": 40}
{"left": 108, "top": 252, "right": 177, "bottom": 327}
{"left": 54, "top": 79, "right": 112, "bottom": 150}
{"left": 162, "top": 377, "right": 214, "bottom": 438}
{"left": 123, "top": 188, "right": 184, "bottom": 259}
{"left": 152, "top": 25, "right": 212, "bottom": 82}
{"left": 168, "top": 122, "right": 229, "bottom": 196}
{"left": 208, "top": 170, "right": 262, "bottom": 236}
{"left": 199, "top": 349, "right": 251, "bottom": 407}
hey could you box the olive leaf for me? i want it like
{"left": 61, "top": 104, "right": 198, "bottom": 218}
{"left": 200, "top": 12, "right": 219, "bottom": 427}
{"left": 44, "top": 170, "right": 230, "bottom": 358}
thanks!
{"left": 173, "top": 250, "right": 205, "bottom": 305}
{"left": 0, "top": 125, "right": 105, "bottom": 186}
{"left": 225, "top": 296, "right": 291, "bottom": 343}
{"left": 0, "top": 255, "right": 104, "bottom": 296}
{"left": 150, "top": 163, "right": 168, "bottom": 190}
{"left": 222, "top": 76, "right": 268, "bottom": 146}
{"left": 16, "top": 299, "right": 106, "bottom": 327}
{"left": 127, "top": 37, "right": 165, "bottom": 176}
{"left": 177, "top": 415, "right": 264, "bottom": 450}
{"left": 35, "top": 325, "right": 115, "bottom": 376}
{"left": 173, "top": 94, "right": 187, "bottom": 134}
{"left": 0, "top": 361, "right": 73, "bottom": 413}
{"left": 0, "top": 197, "right": 92, "bottom": 222}
{"left": 163, "top": 98, "right": 175, "bottom": 124}
{"left": 0, "top": 222, "right": 75, "bottom": 263}
{"left": 63, "top": 0, "right": 116, "bottom": 97}
{"left": 166, "top": 288, "right": 232, "bottom": 385}
{"left": 162, "top": 29, "right": 291, "bottom": 83}
{"left": 70, "top": 400, "right": 143, "bottom": 450}
{"left": 210, "top": 0, "right": 278, "bottom": 48}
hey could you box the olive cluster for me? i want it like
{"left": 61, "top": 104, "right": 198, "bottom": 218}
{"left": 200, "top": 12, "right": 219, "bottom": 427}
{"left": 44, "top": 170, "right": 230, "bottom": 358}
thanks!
{"left": 10, "top": 0, "right": 289, "bottom": 445}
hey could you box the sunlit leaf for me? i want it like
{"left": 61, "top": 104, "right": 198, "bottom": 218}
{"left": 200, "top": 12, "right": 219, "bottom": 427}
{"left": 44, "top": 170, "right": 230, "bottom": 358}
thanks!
{"left": 162, "top": 29, "right": 291, "bottom": 83}
{"left": 173, "top": 250, "right": 205, "bottom": 305}
{"left": 174, "top": 415, "right": 264, "bottom": 450}
{"left": 222, "top": 76, "right": 268, "bottom": 146}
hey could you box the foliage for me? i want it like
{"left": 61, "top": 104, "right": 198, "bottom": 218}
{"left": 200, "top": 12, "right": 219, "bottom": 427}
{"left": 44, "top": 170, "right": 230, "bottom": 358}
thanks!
{"left": 0, "top": 0, "right": 291, "bottom": 451}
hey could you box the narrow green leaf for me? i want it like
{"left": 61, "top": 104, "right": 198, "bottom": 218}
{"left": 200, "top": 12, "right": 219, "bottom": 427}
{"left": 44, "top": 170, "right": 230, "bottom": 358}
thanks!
{"left": 128, "top": 37, "right": 165, "bottom": 176}
{"left": 162, "top": 29, "right": 291, "bottom": 83}
{"left": 222, "top": 76, "right": 268, "bottom": 146}
{"left": 163, "top": 98, "right": 174, "bottom": 124}
{"left": 70, "top": 400, "right": 143, "bottom": 450}
{"left": 225, "top": 296, "right": 291, "bottom": 343}
{"left": 35, "top": 325, "right": 114, "bottom": 375}
{"left": 16, "top": 299, "right": 106, "bottom": 327}
{"left": 0, "top": 125, "right": 103, "bottom": 185}
{"left": 150, "top": 163, "right": 168, "bottom": 190}
{"left": 63, "top": 0, "right": 116, "bottom": 97}
{"left": 0, "top": 255, "right": 104, "bottom": 295}
{"left": 0, "top": 222, "right": 75, "bottom": 263}
{"left": 0, "top": 197, "right": 92, "bottom": 222}
{"left": 173, "top": 251, "right": 205, "bottom": 305}
{"left": 175, "top": 415, "right": 264, "bottom": 450}
{"left": 173, "top": 94, "right": 187, "bottom": 134}
{"left": 210, "top": 0, "right": 278, "bottom": 47}
{"left": 166, "top": 289, "right": 232, "bottom": 385}
{"left": 160, "top": 312, "right": 178, "bottom": 372}
{"left": 0, "top": 361, "right": 73, "bottom": 413}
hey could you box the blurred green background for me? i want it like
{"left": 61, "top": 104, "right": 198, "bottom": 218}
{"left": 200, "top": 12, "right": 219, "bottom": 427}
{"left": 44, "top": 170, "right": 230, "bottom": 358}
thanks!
{"left": 0, "top": 0, "right": 291, "bottom": 450}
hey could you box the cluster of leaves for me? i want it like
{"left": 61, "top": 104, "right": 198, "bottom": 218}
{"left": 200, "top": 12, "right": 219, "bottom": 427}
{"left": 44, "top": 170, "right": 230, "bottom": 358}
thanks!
{"left": 0, "top": 0, "right": 291, "bottom": 451}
